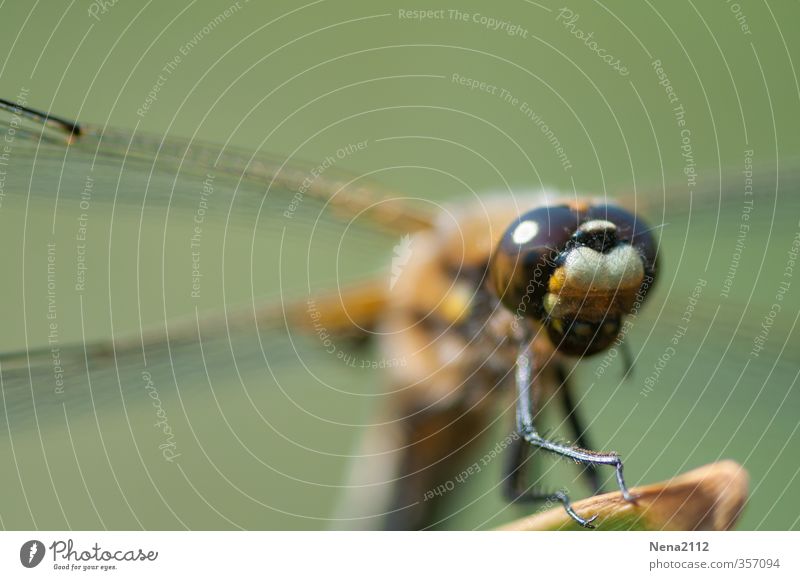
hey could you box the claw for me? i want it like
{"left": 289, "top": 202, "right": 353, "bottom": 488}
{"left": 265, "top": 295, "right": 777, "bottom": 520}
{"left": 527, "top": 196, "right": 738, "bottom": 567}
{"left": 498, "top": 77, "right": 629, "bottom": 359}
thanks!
{"left": 623, "top": 490, "right": 640, "bottom": 503}
{"left": 555, "top": 491, "right": 597, "bottom": 528}
{"left": 568, "top": 508, "right": 597, "bottom": 529}
{"left": 615, "top": 460, "right": 637, "bottom": 503}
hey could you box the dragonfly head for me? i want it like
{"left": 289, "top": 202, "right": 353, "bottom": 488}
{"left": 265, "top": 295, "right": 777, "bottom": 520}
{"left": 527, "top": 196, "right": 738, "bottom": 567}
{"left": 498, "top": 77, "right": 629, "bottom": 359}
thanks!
{"left": 490, "top": 202, "right": 658, "bottom": 356}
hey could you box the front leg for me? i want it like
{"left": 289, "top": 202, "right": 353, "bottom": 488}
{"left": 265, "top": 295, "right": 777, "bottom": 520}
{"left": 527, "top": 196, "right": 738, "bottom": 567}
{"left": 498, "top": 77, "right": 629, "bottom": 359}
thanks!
{"left": 515, "top": 346, "right": 636, "bottom": 503}
{"left": 556, "top": 363, "right": 603, "bottom": 494}
{"left": 503, "top": 433, "right": 598, "bottom": 528}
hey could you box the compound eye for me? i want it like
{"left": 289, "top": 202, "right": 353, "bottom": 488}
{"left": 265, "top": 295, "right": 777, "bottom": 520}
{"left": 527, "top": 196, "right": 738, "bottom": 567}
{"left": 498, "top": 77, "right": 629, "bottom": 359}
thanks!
{"left": 490, "top": 205, "right": 579, "bottom": 318}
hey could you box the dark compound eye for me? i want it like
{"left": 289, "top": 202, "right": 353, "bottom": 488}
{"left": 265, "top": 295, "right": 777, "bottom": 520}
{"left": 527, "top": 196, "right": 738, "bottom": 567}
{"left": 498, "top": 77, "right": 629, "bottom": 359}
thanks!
{"left": 490, "top": 205, "right": 579, "bottom": 318}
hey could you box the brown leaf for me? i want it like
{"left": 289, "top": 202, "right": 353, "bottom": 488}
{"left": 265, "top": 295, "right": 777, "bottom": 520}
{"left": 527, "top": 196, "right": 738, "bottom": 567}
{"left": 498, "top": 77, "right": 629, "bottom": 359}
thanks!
{"left": 496, "top": 461, "right": 748, "bottom": 531}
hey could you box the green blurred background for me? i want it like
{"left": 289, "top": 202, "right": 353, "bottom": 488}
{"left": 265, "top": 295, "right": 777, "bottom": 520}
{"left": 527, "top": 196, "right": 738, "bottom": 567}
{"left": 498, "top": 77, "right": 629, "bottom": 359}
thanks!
{"left": 0, "top": 0, "right": 798, "bottom": 530}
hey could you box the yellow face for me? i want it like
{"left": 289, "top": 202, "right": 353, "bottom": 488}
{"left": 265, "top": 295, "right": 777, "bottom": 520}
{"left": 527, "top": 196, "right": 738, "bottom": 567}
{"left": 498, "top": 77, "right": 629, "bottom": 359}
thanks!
{"left": 544, "top": 223, "right": 646, "bottom": 323}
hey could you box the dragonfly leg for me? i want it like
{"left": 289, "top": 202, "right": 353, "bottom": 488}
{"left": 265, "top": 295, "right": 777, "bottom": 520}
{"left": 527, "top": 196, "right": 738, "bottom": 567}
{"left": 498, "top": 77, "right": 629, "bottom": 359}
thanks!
{"left": 503, "top": 432, "right": 597, "bottom": 528}
{"left": 620, "top": 341, "right": 634, "bottom": 379}
{"left": 515, "top": 347, "right": 636, "bottom": 503}
{"left": 555, "top": 364, "right": 603, "bottom": 495}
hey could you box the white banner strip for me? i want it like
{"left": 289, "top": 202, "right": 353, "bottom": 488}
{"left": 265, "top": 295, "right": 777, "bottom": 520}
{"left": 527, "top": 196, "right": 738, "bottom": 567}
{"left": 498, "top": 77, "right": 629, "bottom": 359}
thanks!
{"left": 1, "top": 531, "right": 797, "bottom": 578}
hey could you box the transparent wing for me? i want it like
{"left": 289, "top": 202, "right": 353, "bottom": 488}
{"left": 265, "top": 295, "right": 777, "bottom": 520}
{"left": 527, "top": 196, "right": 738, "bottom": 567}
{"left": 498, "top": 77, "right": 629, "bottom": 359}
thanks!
{"left": 581, "top": 162, "right": 800, "bottom": 530}
{"left": 626, "top": 163, "right": 799, "bottom": 366}
{"left": 0, "top": 121, "right": 431, "bottom": 427}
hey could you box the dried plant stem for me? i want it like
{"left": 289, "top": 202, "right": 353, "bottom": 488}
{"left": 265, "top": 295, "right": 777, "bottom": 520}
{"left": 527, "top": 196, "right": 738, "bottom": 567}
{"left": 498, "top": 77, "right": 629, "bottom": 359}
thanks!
{"left": 497, "top": 461, "right": 748, "bottom": 531}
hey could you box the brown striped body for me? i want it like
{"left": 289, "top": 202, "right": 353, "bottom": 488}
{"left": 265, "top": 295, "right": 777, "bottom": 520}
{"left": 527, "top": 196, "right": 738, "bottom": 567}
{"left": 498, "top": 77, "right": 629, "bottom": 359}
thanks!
{"left": 335, "top": 193, "right": 581, "bottom": 529}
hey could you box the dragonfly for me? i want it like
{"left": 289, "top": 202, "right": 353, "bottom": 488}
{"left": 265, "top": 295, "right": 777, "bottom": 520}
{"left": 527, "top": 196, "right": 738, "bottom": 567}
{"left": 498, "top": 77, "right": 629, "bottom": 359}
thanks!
{"left": 0, "top": 98, "right": 797, "bottom": 530}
